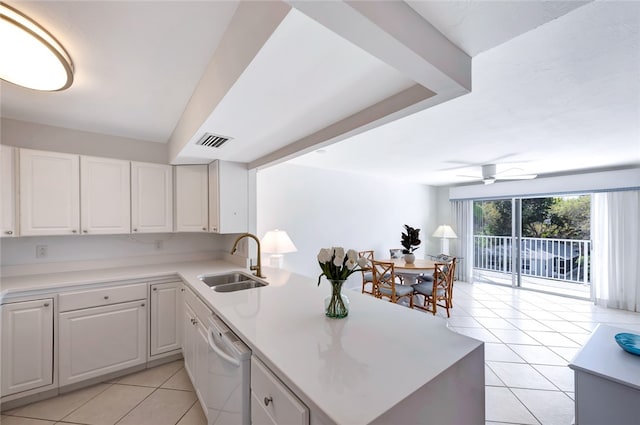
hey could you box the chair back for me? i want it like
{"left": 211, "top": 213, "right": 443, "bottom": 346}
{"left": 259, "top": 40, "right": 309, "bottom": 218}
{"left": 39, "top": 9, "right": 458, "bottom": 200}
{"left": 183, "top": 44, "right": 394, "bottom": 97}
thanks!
{"left": 389, "top": 248, "right": 403, "bottom": 259}
{"left": 358, "top": 250, "right": 375, "bottom": 295}
{"left": 371, "top": 260, "right": 398, "bottom": 299}
{"left": 434, "top": 258, "right": 456, "bottom": 301}
{"left": 358, "top": 250, "right": 374, "bottom": 268}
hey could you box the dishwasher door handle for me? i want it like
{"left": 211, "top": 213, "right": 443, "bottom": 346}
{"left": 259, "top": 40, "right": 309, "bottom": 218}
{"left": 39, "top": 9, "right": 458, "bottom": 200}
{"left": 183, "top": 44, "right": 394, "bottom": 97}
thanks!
{"left": 208, "top": 328, "right": 240, "bottom": 367}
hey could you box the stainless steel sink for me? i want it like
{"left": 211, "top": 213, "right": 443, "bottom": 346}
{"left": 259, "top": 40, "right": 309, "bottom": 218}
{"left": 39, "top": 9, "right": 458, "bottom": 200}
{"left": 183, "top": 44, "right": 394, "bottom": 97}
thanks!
{"left": 199, "top": 272, "right": 255, "bottom": 287}
{"left": 213, "top": 280, "right": 267, "bottom": 293}
{"left": 198, "top": 272, "right": 267, "bottom": 292}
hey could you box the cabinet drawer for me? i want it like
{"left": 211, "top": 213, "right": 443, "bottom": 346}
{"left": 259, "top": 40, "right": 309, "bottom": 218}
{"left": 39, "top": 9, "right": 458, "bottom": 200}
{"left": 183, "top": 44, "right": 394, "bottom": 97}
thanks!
{"left": 59, "top": 283, "right": 147, "bottom": 312}
{"left": 251, "top": 357, "right": 309, "bottom": 425}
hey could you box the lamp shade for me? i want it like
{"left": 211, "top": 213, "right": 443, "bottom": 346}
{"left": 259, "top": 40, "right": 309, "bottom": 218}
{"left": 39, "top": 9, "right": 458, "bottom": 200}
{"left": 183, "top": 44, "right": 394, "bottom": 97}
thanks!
{"left": 261, "top": 229, "right": 297, "bottom": 254}
{"left": 0, "top": 2, "right": 74, "bottom": 91}
{"left": 432, "top": 225, "right": 457, "bottom": 239}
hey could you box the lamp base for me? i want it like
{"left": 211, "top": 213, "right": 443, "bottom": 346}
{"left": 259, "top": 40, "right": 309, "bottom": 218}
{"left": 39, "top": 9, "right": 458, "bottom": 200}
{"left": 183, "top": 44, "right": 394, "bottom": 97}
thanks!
{"left": 269, "top": 254, "right": 284, "bottom": 269}
{"left": 439, "top": 239, "right": 450, "bottom": 256}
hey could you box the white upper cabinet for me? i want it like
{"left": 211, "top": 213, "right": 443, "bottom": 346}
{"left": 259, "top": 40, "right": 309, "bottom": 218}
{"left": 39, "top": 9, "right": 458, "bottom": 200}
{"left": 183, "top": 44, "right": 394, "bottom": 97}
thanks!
{"left": 208, "top": 160, "right": 248, "bottom": 234}
{"left": 19, "top": 148, "right": 80, "bottom": 236}
{"left": 80, "top": 156, "right": 131, "bottom": 235}
{"left": 175, "top": 165, "right": 208, "bottom": 232}
{"left": 131, "top": 162, "right": 173, "bottom": 233}
{"left": 1, "top": 145, "right": 17, "bottom": 237}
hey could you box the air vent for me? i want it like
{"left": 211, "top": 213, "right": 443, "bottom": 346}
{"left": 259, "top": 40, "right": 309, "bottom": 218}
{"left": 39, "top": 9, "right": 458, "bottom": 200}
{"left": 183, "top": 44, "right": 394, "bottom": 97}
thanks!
{"left": 196, "top": 133, "right": 232, "bottom": 148}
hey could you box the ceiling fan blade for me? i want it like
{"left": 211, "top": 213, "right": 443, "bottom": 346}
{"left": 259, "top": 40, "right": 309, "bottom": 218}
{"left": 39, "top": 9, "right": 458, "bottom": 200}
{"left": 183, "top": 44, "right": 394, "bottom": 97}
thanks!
{"left": 456, "top": 174, "right": 482, "bottom": 179}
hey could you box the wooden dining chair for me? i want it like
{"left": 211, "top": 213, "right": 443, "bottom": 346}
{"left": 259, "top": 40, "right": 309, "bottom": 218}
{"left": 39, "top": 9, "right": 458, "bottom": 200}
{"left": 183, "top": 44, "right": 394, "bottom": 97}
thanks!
{"left": 412, "top": 258, "right": 456, "bottom": 317}
{"left": 358, "top": 250, "right": 375, "bottom": 295}
{"left": 371, "top": 260, "right": 414, "bottom": 308}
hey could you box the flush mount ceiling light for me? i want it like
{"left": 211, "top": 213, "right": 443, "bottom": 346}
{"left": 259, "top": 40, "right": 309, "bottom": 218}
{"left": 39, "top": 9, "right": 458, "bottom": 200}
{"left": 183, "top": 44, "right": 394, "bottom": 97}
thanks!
{"left": 0, "top": 2, "right": 74, "bottom": 91}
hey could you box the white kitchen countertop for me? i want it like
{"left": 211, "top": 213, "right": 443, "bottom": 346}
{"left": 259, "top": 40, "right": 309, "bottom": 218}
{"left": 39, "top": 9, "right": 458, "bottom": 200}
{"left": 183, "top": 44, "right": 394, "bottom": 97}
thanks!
{"left": 0, "top": 260, "right": 483, "bottom": 425}
{"left": 569, "top": 324, "right": 640, "bottom": 390}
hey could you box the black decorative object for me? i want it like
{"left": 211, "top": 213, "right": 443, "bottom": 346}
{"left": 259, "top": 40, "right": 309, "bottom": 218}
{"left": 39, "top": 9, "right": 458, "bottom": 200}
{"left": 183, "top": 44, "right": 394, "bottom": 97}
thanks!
{"left": 401, "top": 225, "right": 421, "bottom": 254}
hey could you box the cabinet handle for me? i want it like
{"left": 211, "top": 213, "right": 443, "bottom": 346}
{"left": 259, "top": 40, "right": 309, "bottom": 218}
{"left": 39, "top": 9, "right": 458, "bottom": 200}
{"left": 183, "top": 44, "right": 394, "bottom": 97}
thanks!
{"left": 5, "top": 230, "right": 12, "bottom": 235}
{"left": 71, "top": 229, "right": 77, "bottom": 233}
{"left": 264, "top": 396, "right": 273, "bottom": 407}
{"left": 141, "top": 303, "right": 145, "bottom": 307}
{"left": 43, "top": 303, "right": 50, "bottom": 307}
{"left": 133, "top": 228, "right": 138, "bottom": 232}
{"left": 153, "top": 287, "right": 157, "bottom": 291}
{"left": 202, "top": 227, "right": 206, "bottom": 231}
{"left": 83, "top": 230, "right": 88, "bottom": 233}
{"left": 104, "top": 296, "right": 109, "bottom": 300}
{"left": 180, "top": 288, "right": 185, "bottom": 292}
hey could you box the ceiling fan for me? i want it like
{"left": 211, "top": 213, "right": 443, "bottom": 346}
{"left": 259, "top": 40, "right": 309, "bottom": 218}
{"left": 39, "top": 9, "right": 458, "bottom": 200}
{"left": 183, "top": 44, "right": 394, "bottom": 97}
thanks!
{"left": 458, "top": 164, "right": 537, "bottom": 185}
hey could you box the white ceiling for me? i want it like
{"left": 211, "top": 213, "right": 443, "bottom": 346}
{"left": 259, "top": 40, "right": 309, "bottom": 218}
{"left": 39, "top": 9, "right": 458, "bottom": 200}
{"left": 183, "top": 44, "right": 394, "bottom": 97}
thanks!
{"left": 1, "top": 1, "right": 638, "bottom": 186}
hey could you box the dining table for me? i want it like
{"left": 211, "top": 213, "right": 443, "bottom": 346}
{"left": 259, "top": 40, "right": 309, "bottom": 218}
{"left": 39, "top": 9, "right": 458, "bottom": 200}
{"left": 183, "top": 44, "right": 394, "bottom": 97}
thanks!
{"left": 380, "top": 258, "right": 437, "bottom": 286}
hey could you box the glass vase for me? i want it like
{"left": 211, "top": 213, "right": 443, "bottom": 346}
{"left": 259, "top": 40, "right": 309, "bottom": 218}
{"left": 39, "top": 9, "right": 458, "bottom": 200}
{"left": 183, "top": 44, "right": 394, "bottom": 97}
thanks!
{"left": 324, "top": 279, "right": 349, "bottom": 319}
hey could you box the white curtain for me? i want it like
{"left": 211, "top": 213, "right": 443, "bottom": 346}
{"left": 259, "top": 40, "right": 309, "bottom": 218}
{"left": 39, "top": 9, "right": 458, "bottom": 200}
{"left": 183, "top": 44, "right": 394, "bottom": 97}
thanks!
{"left": 451, "top": 200, "right": 474, "bottom": 282}
{"left": 592, "top": 190, "right": 640, "bottom": 312}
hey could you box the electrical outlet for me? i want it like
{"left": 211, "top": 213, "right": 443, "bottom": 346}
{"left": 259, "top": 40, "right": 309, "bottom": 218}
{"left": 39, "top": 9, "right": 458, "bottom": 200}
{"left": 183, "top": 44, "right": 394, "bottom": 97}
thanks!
{"left": 154, "top": 240, "right": 163, "bottom": 250}
{"left": 36, "top": 245, "right": 47, "bottom": 258}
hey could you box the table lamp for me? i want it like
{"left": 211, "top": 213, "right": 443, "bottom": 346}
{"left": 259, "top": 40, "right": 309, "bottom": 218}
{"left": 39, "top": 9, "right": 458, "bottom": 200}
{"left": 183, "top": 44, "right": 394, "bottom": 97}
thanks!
{"left": 260, "top": 229, "right": 297, "bottom": 268}
{"left": 432, "top": 225, "right": 457, "bottom": 255}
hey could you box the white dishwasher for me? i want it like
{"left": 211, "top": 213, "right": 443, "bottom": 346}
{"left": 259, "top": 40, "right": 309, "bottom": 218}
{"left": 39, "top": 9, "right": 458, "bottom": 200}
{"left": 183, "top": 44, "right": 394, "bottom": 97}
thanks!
{"left": 206, "top": 315, "right": 251, "bottom": 425}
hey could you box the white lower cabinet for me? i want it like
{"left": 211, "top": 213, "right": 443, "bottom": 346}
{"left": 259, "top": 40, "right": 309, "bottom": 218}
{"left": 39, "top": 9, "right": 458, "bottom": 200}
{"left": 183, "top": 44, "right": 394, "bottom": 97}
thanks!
{"left": 149, "top": 281, "right": 182, "bottom": 357}
{"left": 59, "top": 287, "right": 147, "bottom": 386}
{"left": 251, "top": 356, "right": 309, "bottom": 425}
{"left": 1, "top": 299, "right": 54, "bottom": 397}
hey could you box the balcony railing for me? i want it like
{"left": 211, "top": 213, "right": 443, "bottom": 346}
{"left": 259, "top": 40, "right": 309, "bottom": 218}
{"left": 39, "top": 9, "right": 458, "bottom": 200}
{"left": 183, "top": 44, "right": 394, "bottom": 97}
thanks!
{"left": 474, "top": 235, "right": 591, "bottom": 284}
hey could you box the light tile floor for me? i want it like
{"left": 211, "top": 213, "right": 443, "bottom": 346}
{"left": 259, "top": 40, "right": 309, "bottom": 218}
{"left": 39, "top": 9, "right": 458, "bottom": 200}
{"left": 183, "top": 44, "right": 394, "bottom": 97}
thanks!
{"left": 1, "top": 360, "right": 206, "bottom": 425}
{"left": 4, "top": 281, "right": 640, "bottom": 425}
{"left": 429, "top": 280, "right": 640, "bottom": 425}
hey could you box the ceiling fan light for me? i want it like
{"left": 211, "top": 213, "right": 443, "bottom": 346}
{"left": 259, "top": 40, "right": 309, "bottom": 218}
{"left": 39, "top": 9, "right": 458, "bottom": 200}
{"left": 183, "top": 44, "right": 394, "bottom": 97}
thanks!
{"left": 0, "top": 2, "right": 74, "bottom": 91}
{"left": 483, "top": 177, "right": 496, "bottom": 185}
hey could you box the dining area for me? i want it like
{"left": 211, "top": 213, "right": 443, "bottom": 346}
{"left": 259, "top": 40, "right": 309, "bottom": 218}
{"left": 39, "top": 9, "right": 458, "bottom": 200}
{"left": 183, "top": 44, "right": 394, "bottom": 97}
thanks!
{"left": 359, "top": 250, "right": 458, "bottom": 317}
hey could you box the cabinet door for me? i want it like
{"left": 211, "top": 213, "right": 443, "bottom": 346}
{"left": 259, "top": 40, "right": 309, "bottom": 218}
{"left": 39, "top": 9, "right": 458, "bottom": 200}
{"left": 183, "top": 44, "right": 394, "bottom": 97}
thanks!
{"left": 1, "top": 145, "right": 17, "bottom": 237}
{"left": 80, "top": 156, "right": 131, "bottom": 234}
{"left": 209, "top": 160, "right": 248, "bottom": 234}
{"left": 1, "top": 299, "right": 54, "bottom": 396}
{"left": 182, "top": 302, "right": 197, "bottom": 381}
{"left": 131, "top": 162, "right": 173, "bottom": 233}
{"left": 19, "top": 148, "right": 80, "bottom": 236}
{"left": 175, "top": 165, "right": 208, "bottom": 232}
{"left": 150, "top": 282, "right": 182, "bottom": 357}
{"left": 59, "top": 300, "right": 146, "bottom": 386}
{"left": 208, "top": 161, "right": 220, "bottom": 233}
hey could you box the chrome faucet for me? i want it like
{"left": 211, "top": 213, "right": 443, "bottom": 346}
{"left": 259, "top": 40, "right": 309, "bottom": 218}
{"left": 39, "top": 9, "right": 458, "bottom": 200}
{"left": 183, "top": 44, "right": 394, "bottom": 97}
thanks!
{"left": 230, "top": 233, "right": 264, "bottom": 278}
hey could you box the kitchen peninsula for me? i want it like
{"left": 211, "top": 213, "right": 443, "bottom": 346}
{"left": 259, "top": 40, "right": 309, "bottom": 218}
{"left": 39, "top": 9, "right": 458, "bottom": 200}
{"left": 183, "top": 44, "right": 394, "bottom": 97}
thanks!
{"left": 1, "top": 259, "right": 484, "bottom": 425}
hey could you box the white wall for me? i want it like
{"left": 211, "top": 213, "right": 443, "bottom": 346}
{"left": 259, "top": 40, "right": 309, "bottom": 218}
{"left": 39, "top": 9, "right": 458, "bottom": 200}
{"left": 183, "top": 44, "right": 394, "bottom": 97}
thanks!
{"left": 256, "top": 163, "right": 440, "bottom": 289}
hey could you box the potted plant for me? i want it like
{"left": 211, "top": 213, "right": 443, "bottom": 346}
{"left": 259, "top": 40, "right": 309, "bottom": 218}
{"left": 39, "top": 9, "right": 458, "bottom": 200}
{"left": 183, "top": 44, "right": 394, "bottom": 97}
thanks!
{"left": 400, "top": 224, "right": 421, "bottom": 264}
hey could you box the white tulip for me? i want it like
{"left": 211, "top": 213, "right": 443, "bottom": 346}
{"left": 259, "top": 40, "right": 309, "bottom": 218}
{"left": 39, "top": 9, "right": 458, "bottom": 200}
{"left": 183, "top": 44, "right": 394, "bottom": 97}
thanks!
{"left": 333, "top": 247, "right": 345, "bottom": 259}
{"left": 317, "top": 248, "right": 332, "bottom": 263}
{"left": 346, "top": 249, "right": 358, "bottom": 261}
{"left": 346, "top": 258, "right": 357, "bottom": 270}
{"left": 357, "top": 257, "right": 369, "bottom": 268}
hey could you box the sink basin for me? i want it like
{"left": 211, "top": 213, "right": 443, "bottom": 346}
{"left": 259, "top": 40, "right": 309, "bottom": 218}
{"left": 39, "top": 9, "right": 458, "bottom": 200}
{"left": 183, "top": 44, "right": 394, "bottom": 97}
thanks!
{"left": 199, "top": 272, "right": 255, "bottom": 287}
{"left": 198, "top": 271, "right": 267, "bottom": 292}
{"left": 213, "top": 280, "right": 267, "bottom": 292}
